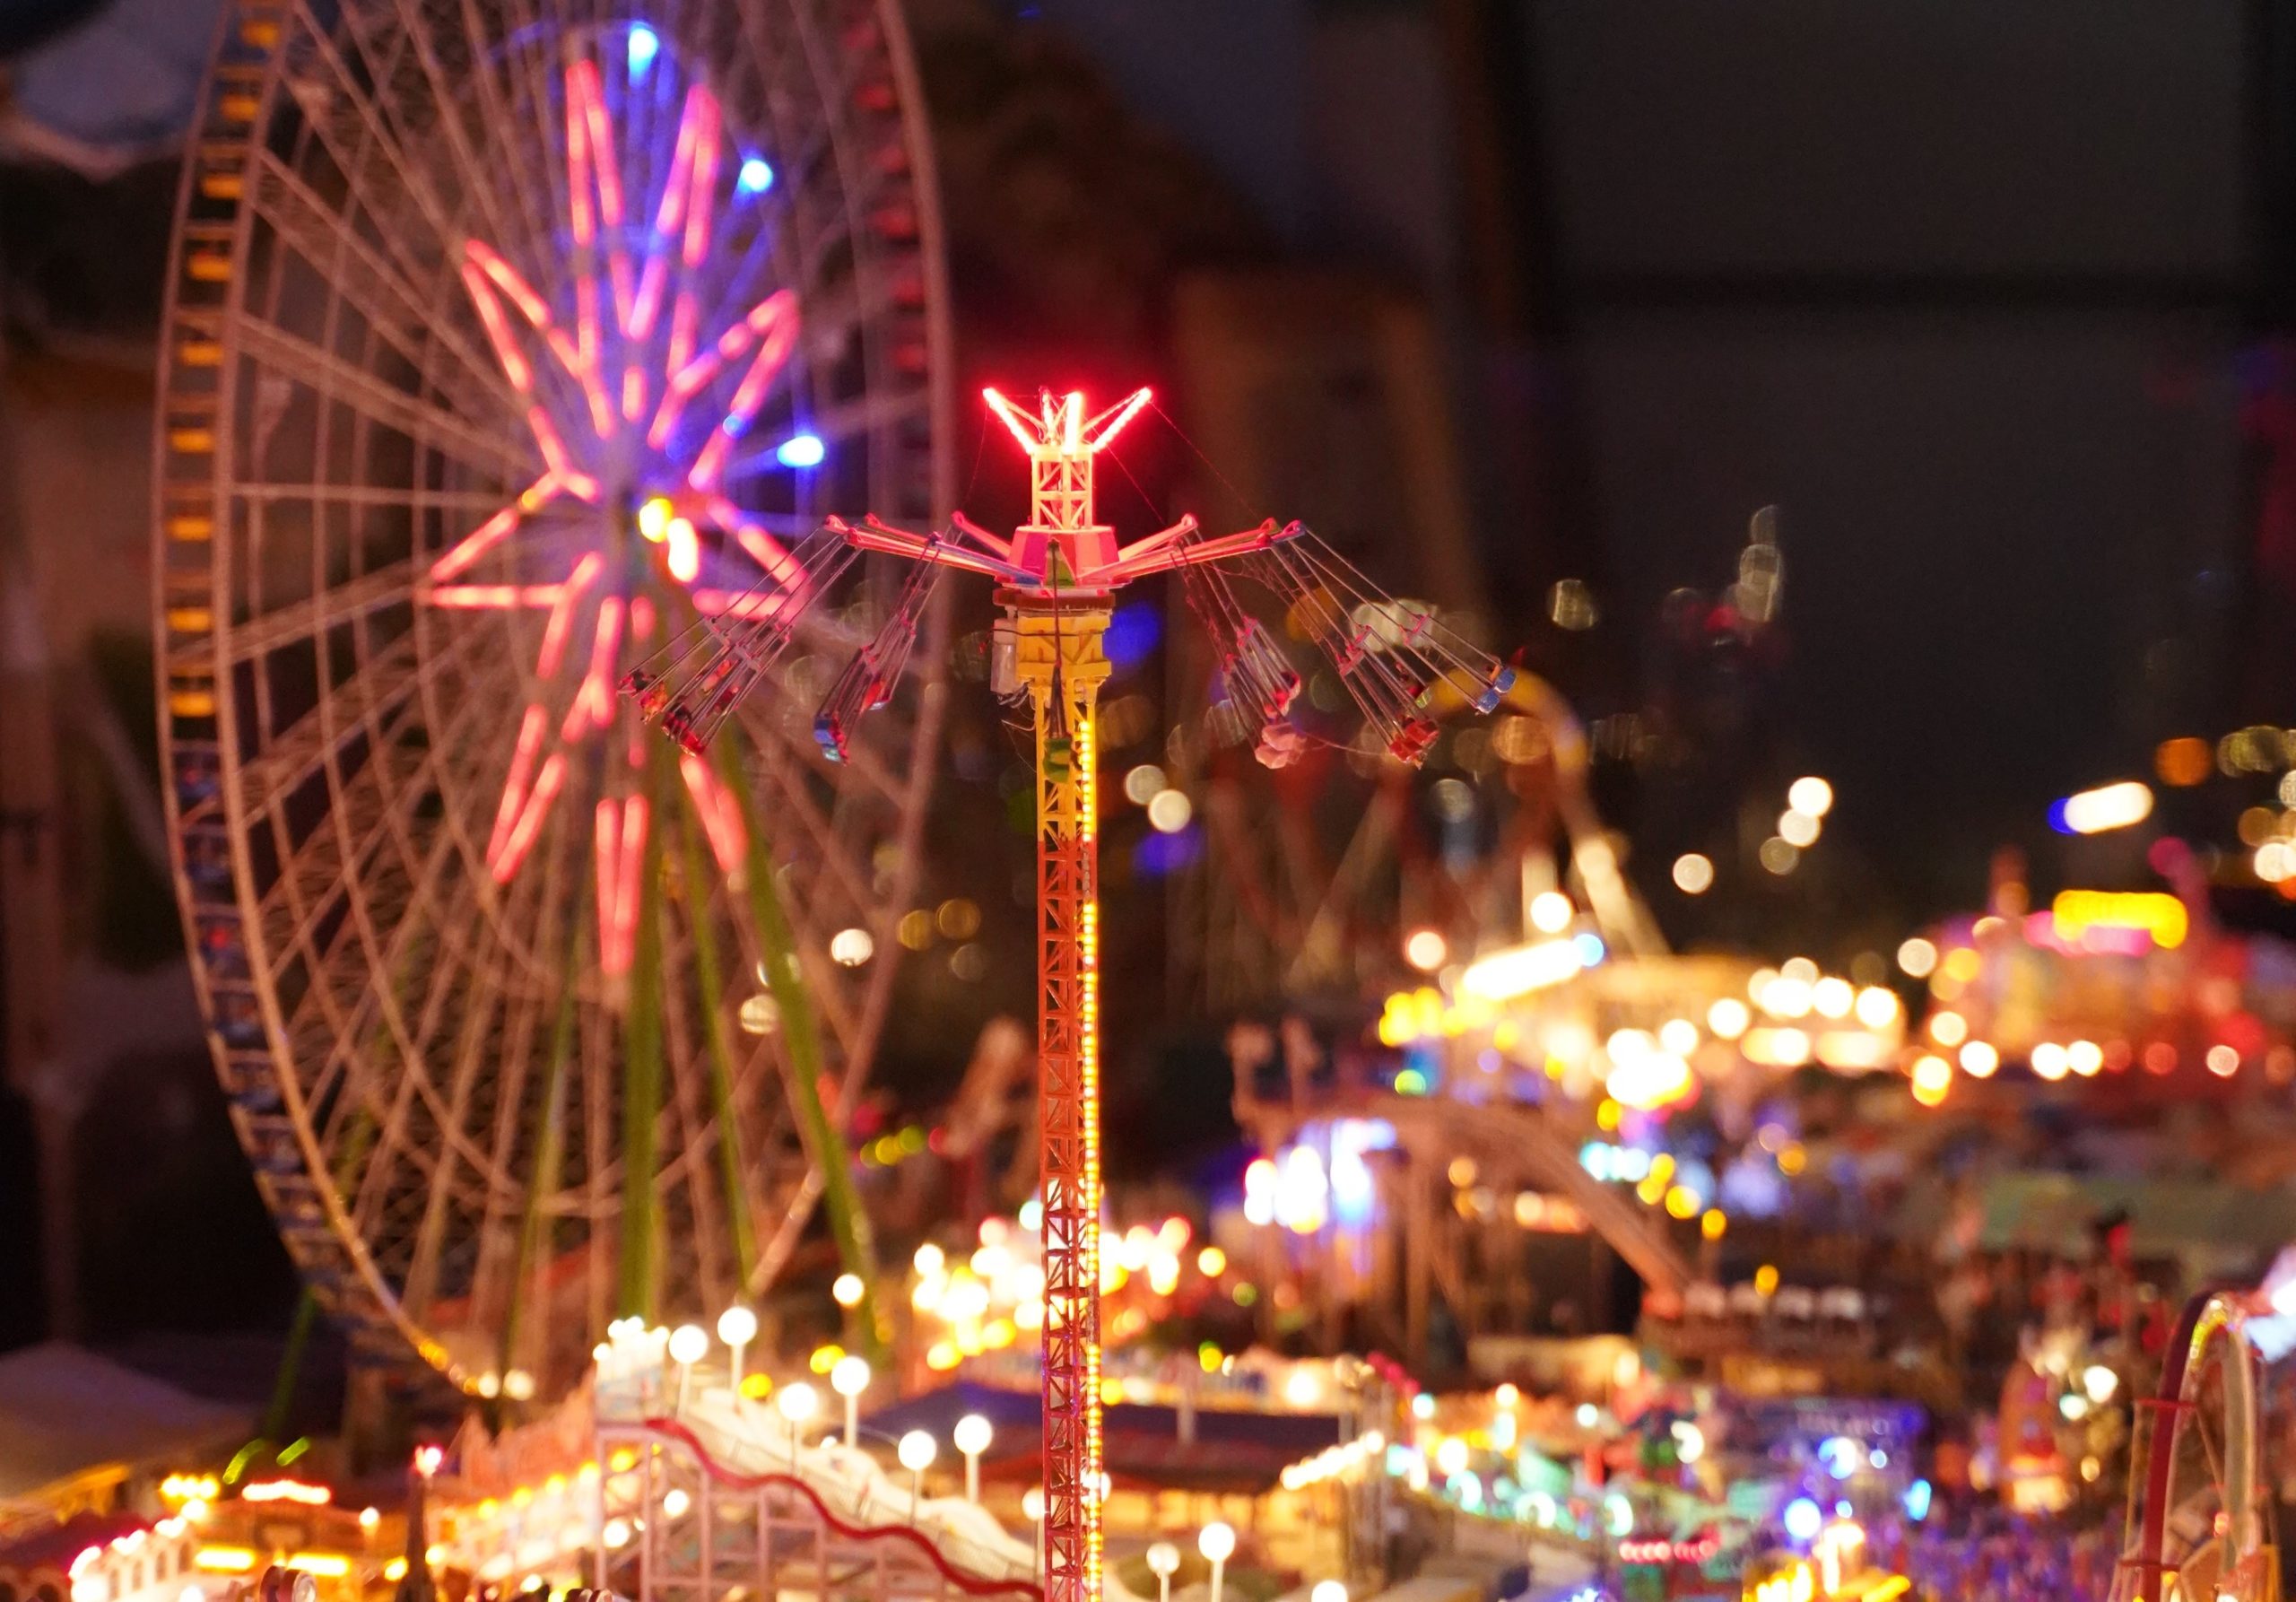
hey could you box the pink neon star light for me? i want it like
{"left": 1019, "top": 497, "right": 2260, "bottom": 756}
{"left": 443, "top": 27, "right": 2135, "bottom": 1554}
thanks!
{"left": 424, "top": 48, "right": 802, "bottom": 970}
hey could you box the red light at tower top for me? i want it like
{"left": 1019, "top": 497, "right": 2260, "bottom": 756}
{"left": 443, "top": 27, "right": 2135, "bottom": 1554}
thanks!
{"left": 982, "top": 385, "right": 1152, "bottom": 460}
{"left": 981, "top": 384, "right": 1154, "bottom": 544}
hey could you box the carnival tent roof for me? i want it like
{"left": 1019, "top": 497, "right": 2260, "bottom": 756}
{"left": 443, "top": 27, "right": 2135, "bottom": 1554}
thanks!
{"left": 0, "top": 1343, "right": 251, "bottom": 1504}
{"left": 1978, "top": 1173, "right": 2296, "bottom": 1268}
{"left": 0, "top": 0, "right": 219, "bottom": 177}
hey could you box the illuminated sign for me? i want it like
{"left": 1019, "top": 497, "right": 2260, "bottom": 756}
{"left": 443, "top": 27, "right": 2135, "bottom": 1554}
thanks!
{"left": 2048, "top": 890, "right": 2188, "bottom": 951}
{"left": 1459, "top": 936, "right": 1599, "bottom": 1003}
{"left": 1747, "top": 1563, "right": 1813, "bottom": 1602}
{"left": 241, "top": 1480, "right": 332, "bottom": 1506}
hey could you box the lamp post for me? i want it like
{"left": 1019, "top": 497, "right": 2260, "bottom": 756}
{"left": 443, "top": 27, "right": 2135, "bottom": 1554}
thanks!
{"left": 1198, "top": 1521, "right": 1235, "bottom": 1602}
{"left": 954, "top": 1414, "right": 995, "bottom": 1502}
{"left": 898, "top": 1431, "right": 938, "bottom": 1522}
{"left": 667, "top": 1324, "right": 708, "bottom": 1412}
{"left": 716, "top": 1306, "right": 757, "bottom": 1396}
{"left": 776, "top": 1380, "right": 819, "bottom": 1456}
{"left": 1144, "top": 1543, "right": 1178, "bottom": 1602}
{"left": 831, "top": 1354, "right": 871, "bottom": 1449}
{"left": 1022, "top": 1487, "right": 1045, "bottom": 1588}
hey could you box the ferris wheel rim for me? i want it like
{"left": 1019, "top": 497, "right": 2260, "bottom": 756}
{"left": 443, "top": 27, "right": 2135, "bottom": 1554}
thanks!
{"left": 152, "top": 0, "right": 952, "bottom": 1397}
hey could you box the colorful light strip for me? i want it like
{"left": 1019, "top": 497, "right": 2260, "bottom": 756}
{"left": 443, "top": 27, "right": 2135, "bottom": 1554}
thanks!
{"left": 1077, "top": 709, "right": 1102, "bottom": 1596}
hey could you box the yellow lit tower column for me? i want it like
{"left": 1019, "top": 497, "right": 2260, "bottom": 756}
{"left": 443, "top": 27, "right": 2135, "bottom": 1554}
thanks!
{"left": 1013, "top": 605, "right": 1107, "bottom": 1600}
{"left": 989, "top": 387, "right": 1120, "bottom": 1602}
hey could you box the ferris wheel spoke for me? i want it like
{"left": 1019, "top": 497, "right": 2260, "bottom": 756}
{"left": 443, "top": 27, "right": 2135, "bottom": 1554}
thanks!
{"left": 248, "top": 151, "right": 522, "bottom": 422}
{"left": 741, "top": 744, "right": 878, "bottom": 931}
{"left": 517, "top": 3, "right": 604, "bottom": 325}
{"left": 254, "top": 639, "right": 505, "bottom": 1067}
{"left": 234, "top": 318, "right": 535, "bottom": 483}
{"left": 222, "top": 557, "right": 418, "bottom": 666}
{"left": 467, "top": 958, "right": 562, "bottom": 1348}
{"left": 357, "top": 991, "right": 491, "bottom": 1271}
{"left": 274, "top": 652, "right": 503, "bottom": 1041}
{"left": 344, "top": 0, "right": 542, "bottom": 307}
{"left": 260, "top": 633, "right": 511, "bottom": 1060}
{"left": 308, "top": 803, "right": 486, "bottom": 1168}
{"left": 350, "top": 1073, "right": 440, "bottom": 1289}
{"left": 234, "top": 480, "right": 512, "bottom": 512}
{"left": 240, "top": 632, "right": 423, "bottom": 815}
{"left": 401, "top": 887, "right": 544, "bottom": 1325}
{"left": 385, "top": 755, "right": 562, "bottom": 1073}
{"left": 719, "top": 386, "right": 925, "bottom": 483}
{"left": 745, "top": 0, "right": 865, "bottom": 192}
{"left": 454, "top": 0, "right": 581, "bottom": 321}
{"left": 713, "top": 819, "right": 860, "bottom": 1057}
{"left": 449, "top": 0, "right": 559, "bottom": 259}
{"left": 283, "top": 3, "right": 471, "bottom": 266}
{"left": 240, "top": 623, "right": 493, "bottom": 821}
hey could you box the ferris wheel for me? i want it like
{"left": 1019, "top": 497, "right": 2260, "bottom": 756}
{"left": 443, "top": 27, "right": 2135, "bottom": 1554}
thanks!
{"left": 2117, "top": 1291, "right": 2283, "bottom": 1602}
{"left": 152, "top": 0, "right": 950, "bottom": 1400}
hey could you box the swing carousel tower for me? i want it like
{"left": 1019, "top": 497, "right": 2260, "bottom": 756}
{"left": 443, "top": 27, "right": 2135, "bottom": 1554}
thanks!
{"left": 628, "top": 386, "right": 1515, "bottom": 1600}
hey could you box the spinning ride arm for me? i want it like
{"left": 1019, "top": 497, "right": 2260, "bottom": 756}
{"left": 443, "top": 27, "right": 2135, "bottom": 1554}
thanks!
{"left": 1166, "top": 519, "right": 1517, "bottom": 769}
{"left": 813, "top": 546, "right": 946, "bottom": 763}
{"left": 1239, "top": 529, "right": 1515, "bottom": 765}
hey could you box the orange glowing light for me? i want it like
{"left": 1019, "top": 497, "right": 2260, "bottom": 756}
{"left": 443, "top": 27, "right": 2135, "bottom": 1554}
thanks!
{"left": 2155, "top": 736, "right": 2213, "bottom": 787}
{"left": 1910, "top": 1054, "right": 1952, "bottom": 1106}
{"left": 240, "top": 1480, "right": 332, "bottom": 1505}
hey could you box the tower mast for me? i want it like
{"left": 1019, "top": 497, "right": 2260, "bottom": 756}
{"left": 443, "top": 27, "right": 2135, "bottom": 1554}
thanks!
{"left": 630, "top": 382, "right": 1518, "bottom": 1600}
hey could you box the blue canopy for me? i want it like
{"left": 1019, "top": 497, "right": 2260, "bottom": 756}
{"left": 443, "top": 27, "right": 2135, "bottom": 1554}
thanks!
{"left": 2, "top": 0, "right": 222, "bottom": 176}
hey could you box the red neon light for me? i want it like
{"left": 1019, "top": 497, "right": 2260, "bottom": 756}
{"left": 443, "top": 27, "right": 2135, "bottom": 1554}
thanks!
{"left": 562, "top": 598, "right": 626, "bottom": 742}
{"left": 429, "top": 583, "right": 566, "bottom": 610}
{"left": 429, "top": 492, "right": 535, "bottom": 584}
{"left": 594, "top": 795, "right": 649, "bottom": 976}
{"left": 981, "top": 387, "right": 1039, "bottom": 454}
{"left": 680, "top": 754, "right": 748, "bottom": 873}
{"left": 488, "top": 706, "right": 549, "bottom": 866}
{"left": 536, "top": 553, "right": 603, "bottom": 678}
{"left": 1083, "top": 387, "right": 1152, "bottom": 451}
